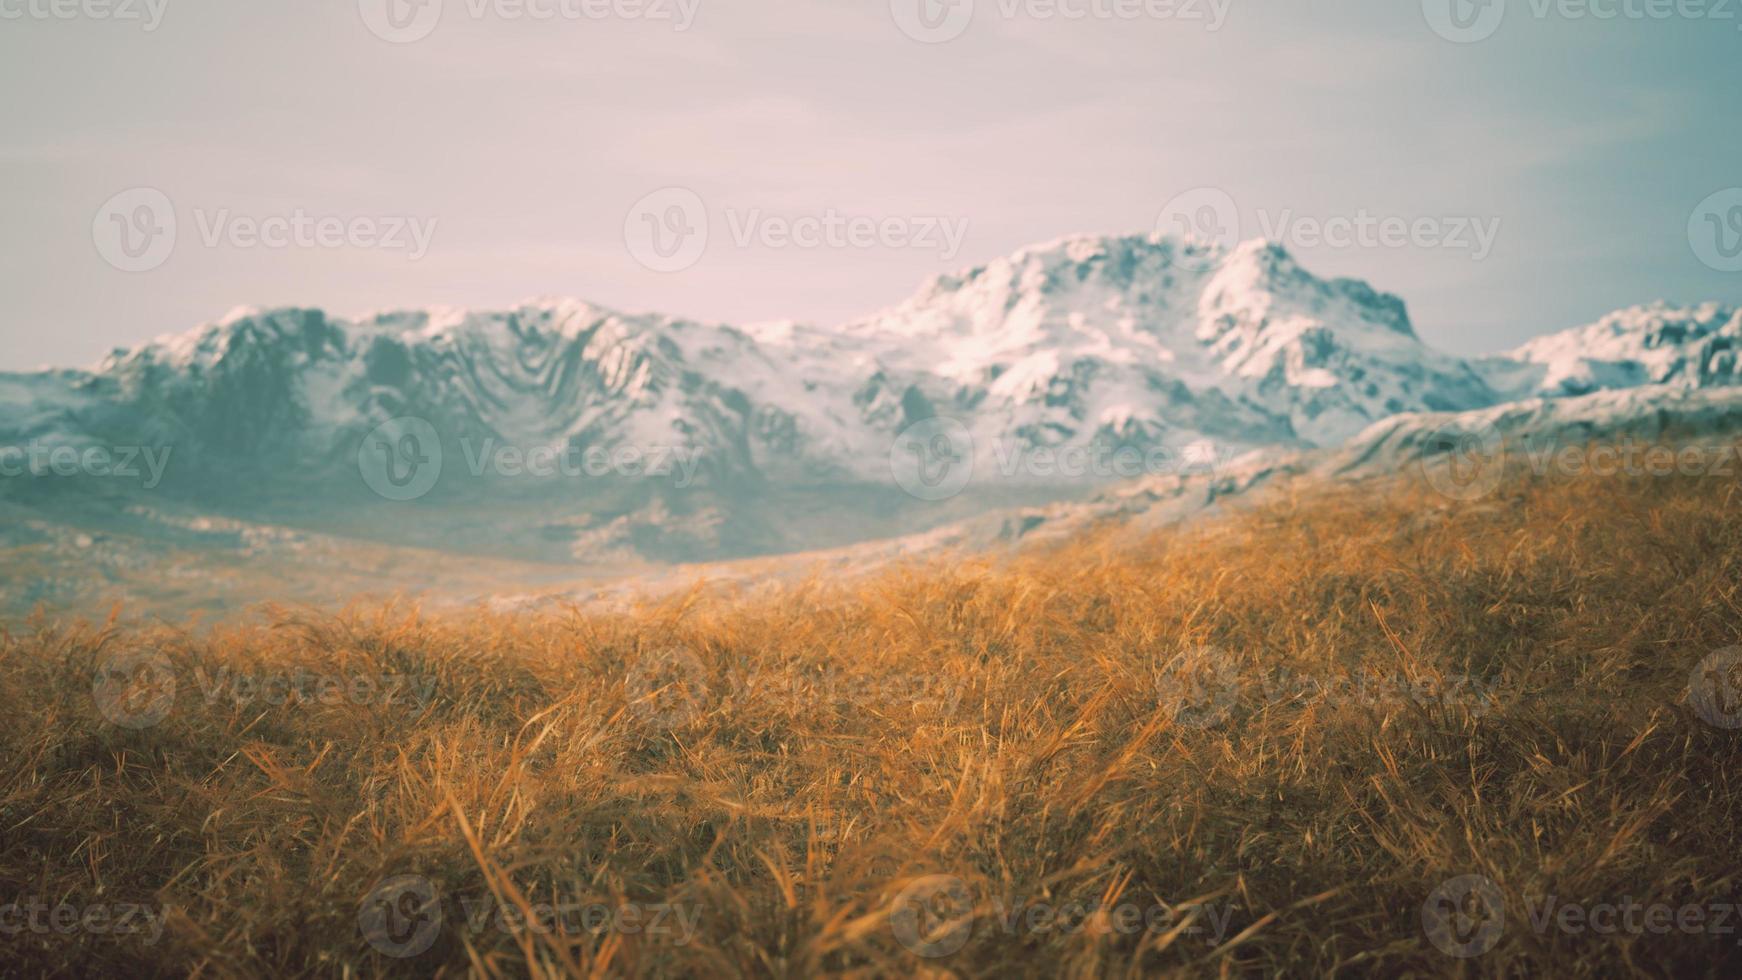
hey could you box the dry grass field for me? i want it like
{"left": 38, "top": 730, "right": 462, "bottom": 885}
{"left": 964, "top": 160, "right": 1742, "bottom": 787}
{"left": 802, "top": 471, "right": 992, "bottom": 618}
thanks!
{"left": 3, "top": 458, "right": 1740, "bottom": 977}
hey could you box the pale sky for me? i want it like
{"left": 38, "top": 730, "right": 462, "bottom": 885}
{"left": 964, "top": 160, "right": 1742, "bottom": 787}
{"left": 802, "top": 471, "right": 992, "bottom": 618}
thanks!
{"left": 2, "top": 0, "right": 1739, "bottom": 369}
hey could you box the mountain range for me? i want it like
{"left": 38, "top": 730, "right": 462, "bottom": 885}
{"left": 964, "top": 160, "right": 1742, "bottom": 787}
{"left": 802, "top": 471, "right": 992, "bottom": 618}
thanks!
{"left": 2, "top": 232, "right": 1738, "bottom": 616}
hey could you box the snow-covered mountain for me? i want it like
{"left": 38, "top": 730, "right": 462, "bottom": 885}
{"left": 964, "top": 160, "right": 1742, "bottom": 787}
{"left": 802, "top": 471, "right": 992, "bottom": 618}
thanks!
{"left": 845, "top": 235, "right": 1495, "bottom": 453}
{"left": 1, "top": 231, "right": 1736, "bottom": 579}
{"left": 1479, "top": 301, "right": 1742, "bottom": 401}
{"left": 22, "top": 301, "right": 869, "bottom": 485}
{"left": 1, "top": 233, "right": 1518, "bottom": 485}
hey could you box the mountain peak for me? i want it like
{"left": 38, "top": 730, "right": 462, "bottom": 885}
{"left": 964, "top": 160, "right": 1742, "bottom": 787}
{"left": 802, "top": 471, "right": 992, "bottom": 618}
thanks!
{"left": 13, "top": 231, "right": 1736, "bottom": 508}
{"left": 1484, "top": 300, "right": 1742, "bottom": 399}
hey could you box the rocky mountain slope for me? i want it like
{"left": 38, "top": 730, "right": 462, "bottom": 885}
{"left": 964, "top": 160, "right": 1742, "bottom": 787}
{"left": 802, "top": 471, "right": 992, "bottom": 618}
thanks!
{"left": 0, "top": 232, "right": 1737, "bottom": 616}
{"left": 2, "top": 234, "right": 1522, "bottom": 488}
{"left": 1479, "top": 301, "right": 1742, "bottom": 401}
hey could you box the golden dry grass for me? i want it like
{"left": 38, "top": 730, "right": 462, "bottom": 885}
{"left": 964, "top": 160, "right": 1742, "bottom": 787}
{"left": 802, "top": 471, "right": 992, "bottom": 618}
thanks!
{"left": 3, "top": 462, "right": 1741, "bottom": 977}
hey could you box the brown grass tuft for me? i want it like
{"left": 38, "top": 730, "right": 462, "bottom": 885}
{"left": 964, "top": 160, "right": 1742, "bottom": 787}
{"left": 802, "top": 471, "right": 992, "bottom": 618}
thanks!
{"left": 2, "top": 465, "right": 1740, "bottom": 976}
